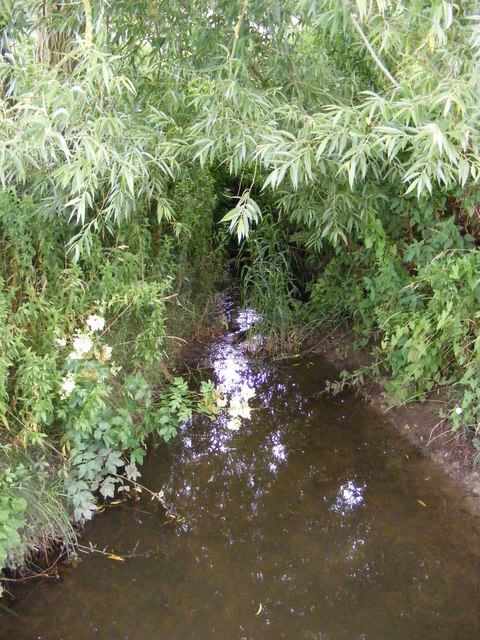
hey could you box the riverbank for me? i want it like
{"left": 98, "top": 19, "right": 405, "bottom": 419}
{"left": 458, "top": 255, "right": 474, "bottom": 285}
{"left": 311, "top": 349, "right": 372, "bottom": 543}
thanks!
{"left": 309, "top": 327, "right": 480, "bottom": 516}
{"left": 2, "top": 293, "right": 478, "bottom": 600}
{"left": 0, "top": 282, "right": 226, "bottom": 596}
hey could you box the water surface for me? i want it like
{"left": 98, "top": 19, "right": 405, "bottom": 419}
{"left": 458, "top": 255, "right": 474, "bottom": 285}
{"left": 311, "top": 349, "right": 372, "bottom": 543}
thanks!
{"left": 1, "top": 306, "right": 479, "bottom": 639}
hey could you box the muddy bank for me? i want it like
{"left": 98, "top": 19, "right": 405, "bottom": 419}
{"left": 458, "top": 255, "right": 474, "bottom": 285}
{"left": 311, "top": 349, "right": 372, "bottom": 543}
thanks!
{"left": 308, "top": 327, "right": 480, "bottom": 516}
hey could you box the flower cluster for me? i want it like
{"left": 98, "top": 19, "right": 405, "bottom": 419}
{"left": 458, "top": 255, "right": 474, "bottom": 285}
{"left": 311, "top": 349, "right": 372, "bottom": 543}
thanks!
{"left": 213, "top": 384, "right": 256, "bottom": 432}
{"left": 86, "top": 314, "right": 106, "bottom": 332}
{"left": 69, "top": 334, "right": 94, "bottom": 360}
{"left": 58, "top": 314, "right": 118, "bottom": 399}
{"left": 60, "top": 373, "right": 76, "bottom": 398}
{"left": 66, "top": 315, "right": 107, "bottom": 361}
{"left": 101, "top": 345, "right": 113, "bottom": 362}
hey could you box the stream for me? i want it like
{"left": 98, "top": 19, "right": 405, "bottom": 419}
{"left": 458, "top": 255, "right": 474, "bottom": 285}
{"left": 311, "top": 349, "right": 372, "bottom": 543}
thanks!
{"left": 1, "top": 301, "right": 479, "bottom": 639}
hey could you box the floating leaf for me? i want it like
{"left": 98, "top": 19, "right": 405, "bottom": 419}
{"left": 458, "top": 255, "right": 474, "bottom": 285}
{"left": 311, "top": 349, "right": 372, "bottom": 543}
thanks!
{"left": 107, "top": 554, "right": 125, "bottom": 562}
{"left": 255, "top": 603, "right": 263, "bottom": 616}
{"left": 417, "top": 500, "right": 427, "bottom": 508}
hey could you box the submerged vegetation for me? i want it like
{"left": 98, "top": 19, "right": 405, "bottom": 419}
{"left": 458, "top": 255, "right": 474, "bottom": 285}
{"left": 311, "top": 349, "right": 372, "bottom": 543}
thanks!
{"left": 1, "top": 0, "right": 479, "bottom": 590}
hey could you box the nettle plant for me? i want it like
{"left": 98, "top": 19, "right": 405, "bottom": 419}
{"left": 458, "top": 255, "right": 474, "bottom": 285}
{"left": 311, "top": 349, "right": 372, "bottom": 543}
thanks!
{"left": 55, "top": 313, "right": 213, "bottom": 522}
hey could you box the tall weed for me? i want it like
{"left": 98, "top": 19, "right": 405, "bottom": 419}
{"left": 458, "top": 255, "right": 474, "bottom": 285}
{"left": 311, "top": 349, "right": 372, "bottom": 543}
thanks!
{"left": 238, "top": 213, "right": 303, "bottom": 347}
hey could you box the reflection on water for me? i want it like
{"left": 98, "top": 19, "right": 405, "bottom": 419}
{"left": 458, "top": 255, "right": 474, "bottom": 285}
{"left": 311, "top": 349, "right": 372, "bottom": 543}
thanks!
{"left": 331, "top": 480, "right": 366, "bottom": 515}
{"left": 208, "top": 308, "right": 261, "bottom": 395}
{"left": 1, "top": 303, "right": 479, "bottom": 640}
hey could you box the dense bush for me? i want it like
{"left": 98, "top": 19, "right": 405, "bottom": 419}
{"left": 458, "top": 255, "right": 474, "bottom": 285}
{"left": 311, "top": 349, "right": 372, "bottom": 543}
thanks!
{"left": 0, "top": 176, "right": 220, "bottom": 588}
{"left": 298, "top": 186, "right": 480, "bottom": 453}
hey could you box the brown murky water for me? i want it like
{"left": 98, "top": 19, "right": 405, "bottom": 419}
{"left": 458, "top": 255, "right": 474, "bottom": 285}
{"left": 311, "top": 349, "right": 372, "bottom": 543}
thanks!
{"left": 1, "top": 305, "right": 479, "bottom": 640}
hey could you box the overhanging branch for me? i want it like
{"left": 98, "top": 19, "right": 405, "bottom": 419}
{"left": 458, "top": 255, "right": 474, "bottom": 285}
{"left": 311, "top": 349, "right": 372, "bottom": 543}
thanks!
{"left": 350, "top": 13, "right": 399, "bottom": 88}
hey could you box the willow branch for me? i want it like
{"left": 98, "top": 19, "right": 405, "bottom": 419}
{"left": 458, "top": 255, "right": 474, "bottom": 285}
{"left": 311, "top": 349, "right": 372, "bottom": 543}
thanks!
{"left": 82, "top": 0, "right": 93, "bottom": 45}
{"left": 229, "top": 0, "right": 249, "bottom": 73}
{"left": 350, "top": 14, "right": 399, "bottom": 87}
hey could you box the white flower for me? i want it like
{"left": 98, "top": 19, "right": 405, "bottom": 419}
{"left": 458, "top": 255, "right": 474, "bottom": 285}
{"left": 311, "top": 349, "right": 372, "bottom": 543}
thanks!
{"left": 227, "top": 397, "right": 241, "bottom": 418}
{"left": 56, "top": 337, "right": 67, "bottom": 347}
{"left": 101, "top": 344, "right": 113, "bottom": 362}
{"left": 110, "top": 363, "right": 122, "bottom": 376}
{"left": 241, "top": 384, "right": 256, "bottom": 400}
{"left": 227, "top": 416, "right": 242, "bottom": 431}
{"left": 86, "top": 314, "right": 105, "bottom": 332}
{"left": 215, "top": 396, "right": 227, "bottom": 408}
{"left": 455, "top": 407, "right": 463, "bottom": 415}
{"left": 72, "top": 334, "right": 93, "bottom": 356}
{"left": 61, "top": 374, "right": 76, "bottom": 397}
{"left": 68, "top": 351, "right": 83, "bottom": 360}
{"left": 229, "top": 395, "right": 243, "bottom": 411}
{"left": 227, "top": 396, "right": 251, "bottom": 420}
{"left": 238, "top": 405, "right": 251, "bottom": 419}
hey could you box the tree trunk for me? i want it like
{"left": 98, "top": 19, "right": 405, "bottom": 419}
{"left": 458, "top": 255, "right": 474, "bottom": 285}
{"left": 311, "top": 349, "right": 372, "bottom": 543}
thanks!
{"left": 35, "top": 0, "right": 73, "bottom": 70}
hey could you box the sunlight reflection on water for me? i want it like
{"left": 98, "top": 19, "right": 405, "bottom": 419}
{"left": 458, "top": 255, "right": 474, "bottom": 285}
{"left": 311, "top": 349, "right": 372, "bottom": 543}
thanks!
{"left": 331, "top": 479, "right": 366, "bottom": 515}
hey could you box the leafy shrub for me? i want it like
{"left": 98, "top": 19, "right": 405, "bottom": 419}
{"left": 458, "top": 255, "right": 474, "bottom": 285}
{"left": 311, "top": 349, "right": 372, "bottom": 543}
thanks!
{"left": 0, "top": 169, "right": 220, "bottom": 583}
{"left": 306, "top": 200, "right": 480, "bottom": 453}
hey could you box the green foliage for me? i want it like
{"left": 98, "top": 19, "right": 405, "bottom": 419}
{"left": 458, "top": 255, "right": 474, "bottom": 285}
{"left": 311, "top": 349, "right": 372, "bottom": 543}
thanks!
{"left": 60, "top": 330, "right": 201, "bottom": 522}
{"left": 0, "top": 444, "right": 77, "bottom": 590}
{"left": 306, "top": 200, "right": 480, "bottom": 452}
{"left": 0, "top": 167, "right": 220, "bottom": 578}
{"left": 0, "top": 486, "right": 26, "bottom": 570}
{"left": 222, "top": 191, "right": 262, "bottom": 242}
{"left": 2, "top": 0, "right": 480, "bottom": 588}
{"left": 238, "top": 212, "right": 302, "bottom": 343}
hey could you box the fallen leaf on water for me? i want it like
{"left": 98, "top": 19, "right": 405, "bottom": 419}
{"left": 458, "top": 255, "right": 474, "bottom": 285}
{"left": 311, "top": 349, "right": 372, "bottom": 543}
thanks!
{"left": 107, "top": 555, "right": 125, "bottom": 562}
{"left": 255, "top": 603, "right": 262, "bottom": 616}
{"left": 417, "top": 500, "right": 427, "bottom": 508}
{"left": 404, "top": 454, "right": 409, "bottom": 460}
